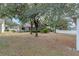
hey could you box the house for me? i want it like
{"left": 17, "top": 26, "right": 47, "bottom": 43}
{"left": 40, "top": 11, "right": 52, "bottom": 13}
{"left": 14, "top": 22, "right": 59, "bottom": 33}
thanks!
{"left": 0, "top": 18, "right": 5, "bottom": 32}
{"left": 65, "top": 17, "right": 76, "bottom": 30}
{"left": 0, "top": 18, "right": 20, "bottom": 32}
{"left": 23, "top": 23, "right": 35, "bottom": 32}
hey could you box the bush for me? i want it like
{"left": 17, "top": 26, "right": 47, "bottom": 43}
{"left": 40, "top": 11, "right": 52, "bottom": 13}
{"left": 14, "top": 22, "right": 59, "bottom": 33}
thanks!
{"left": 5, "top": 30, "right": 9, "bottom": 32}
{"left": 40, "top": 28, "right": 49, "bottom": 33}
{"left": 9, "top": 30, "right": 16, "bottom": 32}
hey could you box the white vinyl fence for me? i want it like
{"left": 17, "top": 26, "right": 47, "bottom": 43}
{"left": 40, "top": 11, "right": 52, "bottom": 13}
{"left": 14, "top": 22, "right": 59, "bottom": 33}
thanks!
{"left": 56, "top": 29, "right": 76, "bottom": 35}
{"left": 77, "top": 19, "right": 79, "bottom": 50}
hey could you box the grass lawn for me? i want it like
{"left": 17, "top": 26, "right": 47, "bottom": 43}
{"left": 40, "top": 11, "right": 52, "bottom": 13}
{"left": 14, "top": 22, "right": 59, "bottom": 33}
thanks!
{"left": 0, "top": 32, "right": 78, "bottom": 56}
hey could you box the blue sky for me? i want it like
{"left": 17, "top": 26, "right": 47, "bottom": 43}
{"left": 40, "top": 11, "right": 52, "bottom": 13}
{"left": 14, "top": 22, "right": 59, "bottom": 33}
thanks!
{"left": 12, "top": 18, "right": 21, "bottom": 24}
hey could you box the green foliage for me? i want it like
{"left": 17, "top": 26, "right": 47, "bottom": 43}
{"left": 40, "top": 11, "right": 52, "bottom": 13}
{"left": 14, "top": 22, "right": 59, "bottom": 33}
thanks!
{"left": 56, "top": 19, "right": 68, "bottom": 30}
{"left": 0, "top": 3, "right": 78, "bottom": 34}
{"left": 0, "top": 3, "right": 78, "bottom": 23}
{"left": 40, "top": 28, "right": 49, "bottom": 33}
{"left": 9, "top": 30, "right": 16, "bottom": 32}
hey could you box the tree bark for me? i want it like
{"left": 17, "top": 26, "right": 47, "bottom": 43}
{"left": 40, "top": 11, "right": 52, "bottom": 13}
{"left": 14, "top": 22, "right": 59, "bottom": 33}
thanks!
{"left": 30, "top": 19, "right": 33, "bottom": 34}
{"left": 35, "top": 26, "right": 38, "bottom": 37}
{"left": 34, "top": 19, "right": 38, "bottom": 37}
{"left": 53, "top": 24, "right": 56, "bottom": 33}
{"left": 54, "top": 26, "right": 56, "bottom": 33}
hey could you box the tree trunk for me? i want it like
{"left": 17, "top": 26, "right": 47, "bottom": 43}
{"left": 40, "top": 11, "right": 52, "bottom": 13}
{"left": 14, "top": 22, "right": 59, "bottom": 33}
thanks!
{"left": 54, "top": 26, "right": 56, "bottom": 33}
{"left": 54, "top": 21, "right": 56, "bottom": 33}
{"left": 30, "top": 19, "right": 33, "bottom": 34}
{"left": 35, "top": 26, "right": 38, "bottom": 37}
{"left": 34, "top": 19, "right": 38, "bottom": 37}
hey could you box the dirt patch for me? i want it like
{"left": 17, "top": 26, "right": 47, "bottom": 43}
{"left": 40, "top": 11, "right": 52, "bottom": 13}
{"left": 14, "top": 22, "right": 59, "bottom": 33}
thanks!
{"left": 0, "top": 32, "right": 78, "bottom": 56}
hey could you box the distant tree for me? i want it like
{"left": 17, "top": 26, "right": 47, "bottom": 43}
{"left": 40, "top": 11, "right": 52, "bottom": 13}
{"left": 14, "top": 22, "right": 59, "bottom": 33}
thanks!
{"left": 56, "top": 19, "right": 68, "bottom": 30}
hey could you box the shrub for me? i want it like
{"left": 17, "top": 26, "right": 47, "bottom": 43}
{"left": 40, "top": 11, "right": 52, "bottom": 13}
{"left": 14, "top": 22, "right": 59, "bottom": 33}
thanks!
{"left": 5, "top": 30, "right": 9, "bottom": 32}
{"left": 40, "top": 28, "right": 49, "bottom": 33}
{"left": 9, "top": 30, "right": 16, "bottom": 32}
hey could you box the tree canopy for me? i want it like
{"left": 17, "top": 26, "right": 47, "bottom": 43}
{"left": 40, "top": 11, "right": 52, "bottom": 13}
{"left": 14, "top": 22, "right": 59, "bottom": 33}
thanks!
{"left": 0, "top": 3, "right": 78, "bottom": 36}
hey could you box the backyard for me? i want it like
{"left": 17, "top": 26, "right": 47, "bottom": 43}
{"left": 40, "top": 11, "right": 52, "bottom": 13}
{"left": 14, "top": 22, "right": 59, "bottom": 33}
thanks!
{"left": 0, "top": 32, "right": 78, "bottom": 56}
{"left": 0, "top": 3, "right": 78, "bottom": 56}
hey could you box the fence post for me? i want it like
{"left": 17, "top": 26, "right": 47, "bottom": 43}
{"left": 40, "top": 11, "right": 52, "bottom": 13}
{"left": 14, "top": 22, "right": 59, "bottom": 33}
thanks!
{"left": 76, "top": 19, "right": 79, "bottom": 50}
